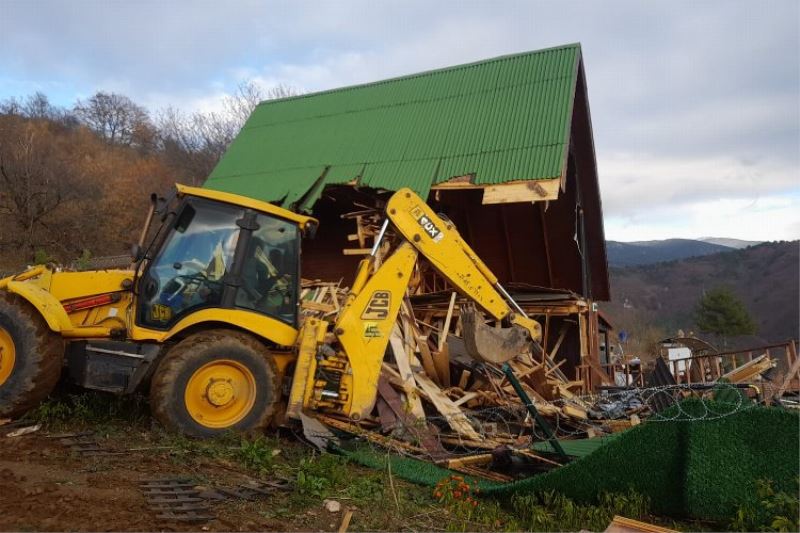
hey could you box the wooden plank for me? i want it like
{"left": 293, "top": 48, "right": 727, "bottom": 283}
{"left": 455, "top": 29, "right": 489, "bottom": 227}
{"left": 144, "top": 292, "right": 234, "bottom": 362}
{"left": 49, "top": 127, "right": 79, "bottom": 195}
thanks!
{"left": 342, "top": 248, "right": 371, "bottom": 255}
{"left": 775, "top": 342, "right": 800, "bottom": 399}
{"left": 316, "top": 415, "right": 424, "bottom": 454}
{"left": 376, "top": 397, "right": 398, "bottom": 432}
{"left": 548, "top": 323, "right": 569, "bottom": 359}
{"left": 416, "top": 334, "right": 439, "bottom": 384}
{"left": 301, "top": 301, "right": 335, "bottom": 312}
{"left": 432, "top": 343, "right": 451, "bottom": 388}
{"left": 355, "top": 215, "right": 365, "bottom": 247}
{"left": 440, "top": 453, "right": 493, "bottom": 469}
{"left": 458, "top": 369, "right": 471, "bottom": 390}
{"left": 438, "top": 292, "right": 457, "bottom": 352}
{"left": 452, "top": 392, "right": 479, "bottom": 407}
{"left": 604, "top": 515, "right": 678, "bottom": 533}
{"left": 414, "top": 373, "right": 481, "bottom": 440}
{"left": 377, "top": 376, "right": 444, "bottom": 455}
{"left": 338, "top": 510, "right": 354, "bottom": 533}
{"left": 720, "top": 354, "right": 774, "bottom": 383}
{"left": 562, "top": 404, "right": 588, "bottom": 420}
{"left": 481, "top": 179, "right": 561, "bottom": 205}
{"left": 449, "top": 464, "right": 513, "bottom": 483}
{"left": 578, "top": 312, "right": 589, "bottom": 361}
{"left": 388, "top": 325, "right": 426, "bottom": 419}
{"left": 544, "top": 359, "right": 566, "bottom": 376}
{"left": 513, "top": 448, "right": 564, "bottom": 468}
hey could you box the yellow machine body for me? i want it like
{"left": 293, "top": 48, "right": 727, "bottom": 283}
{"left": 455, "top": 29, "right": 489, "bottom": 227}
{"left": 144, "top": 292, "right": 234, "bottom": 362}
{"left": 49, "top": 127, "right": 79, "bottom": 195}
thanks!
{"left": 1, "top": 184, "right": 540, "bottom": 430}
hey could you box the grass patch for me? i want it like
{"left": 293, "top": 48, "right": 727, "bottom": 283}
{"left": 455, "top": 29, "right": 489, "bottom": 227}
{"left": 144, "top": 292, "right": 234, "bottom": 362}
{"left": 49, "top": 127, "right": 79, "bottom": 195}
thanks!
{"left": 29, "top": 390, "right": 150, "bottom": 430}
{"left": 729, "top": 479, "right": 800, "bottom": 532}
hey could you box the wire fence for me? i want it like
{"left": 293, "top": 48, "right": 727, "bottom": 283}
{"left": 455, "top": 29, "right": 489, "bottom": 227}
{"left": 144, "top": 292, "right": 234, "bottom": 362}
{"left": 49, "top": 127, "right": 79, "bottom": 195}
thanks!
{"left": 310, "top": 383, "right": 755, "bottom": 462}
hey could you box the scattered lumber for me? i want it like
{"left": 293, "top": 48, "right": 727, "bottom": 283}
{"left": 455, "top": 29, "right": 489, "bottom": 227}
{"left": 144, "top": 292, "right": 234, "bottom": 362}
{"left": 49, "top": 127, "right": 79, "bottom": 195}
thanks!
{"left": 720, "top": 354, "right": 776, "bottom": 384}
{"left": 298, "top": 256, "right": 645, "bottom": 480}
{"left": 604, "top": 515, "right": 678, "bottom": 533}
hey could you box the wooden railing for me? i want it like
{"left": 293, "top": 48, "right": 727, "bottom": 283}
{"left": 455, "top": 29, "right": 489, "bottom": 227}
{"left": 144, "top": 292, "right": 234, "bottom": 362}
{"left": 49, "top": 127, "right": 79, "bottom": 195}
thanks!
{"left": 577, "top": 340, "right": 799, "bottom": 395}
{"left": 667, "top": 340, "right": 798, "bottom": 387}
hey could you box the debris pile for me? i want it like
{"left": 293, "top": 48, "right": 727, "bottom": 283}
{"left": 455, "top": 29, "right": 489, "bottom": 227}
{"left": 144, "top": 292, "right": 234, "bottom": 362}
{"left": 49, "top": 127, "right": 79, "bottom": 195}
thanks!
{"left": 298, "top": 281, "right": 634, "bottom": 480}
{"left": 294, "top": 210, "right": 793, "bottom": 481}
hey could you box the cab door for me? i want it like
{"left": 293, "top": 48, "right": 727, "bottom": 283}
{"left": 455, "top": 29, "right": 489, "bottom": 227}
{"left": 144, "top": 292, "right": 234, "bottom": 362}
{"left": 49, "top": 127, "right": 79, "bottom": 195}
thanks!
{"left": 137, "top": 198, "right": 243, "bottom": 329}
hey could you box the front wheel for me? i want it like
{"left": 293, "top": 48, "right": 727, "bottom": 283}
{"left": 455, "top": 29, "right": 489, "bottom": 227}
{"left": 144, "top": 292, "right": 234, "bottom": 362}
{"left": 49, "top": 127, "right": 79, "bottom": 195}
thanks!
{"left": 149, "top": 330, "right": 280, "bottom": 437}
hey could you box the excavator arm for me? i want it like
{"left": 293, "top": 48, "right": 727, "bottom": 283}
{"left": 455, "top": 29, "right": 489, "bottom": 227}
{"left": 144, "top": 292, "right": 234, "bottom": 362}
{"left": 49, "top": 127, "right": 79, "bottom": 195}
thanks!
{"left": 385, "top": 189, "right": 542, "bottom": 343}
{"left": 287, "top": 188, "right": 541, "bottom": 421}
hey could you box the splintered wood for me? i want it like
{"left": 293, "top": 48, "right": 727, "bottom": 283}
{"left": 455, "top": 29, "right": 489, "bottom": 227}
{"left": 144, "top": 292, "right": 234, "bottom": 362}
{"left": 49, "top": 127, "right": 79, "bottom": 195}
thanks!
{"left": 305, "top": 285, "right": 606, "bottom": 479}
{"left": 300, "top": 279, "right": 347, "bottom": 319}
{"left": 301, "top": 208, "right": 612, "bottom": 480}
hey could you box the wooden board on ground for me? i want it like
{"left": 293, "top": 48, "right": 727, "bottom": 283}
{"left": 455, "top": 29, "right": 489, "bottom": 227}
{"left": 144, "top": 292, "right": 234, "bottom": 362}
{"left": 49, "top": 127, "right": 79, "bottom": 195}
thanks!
{"left": 414, "top": 373, "right": 481, "bottom": 441}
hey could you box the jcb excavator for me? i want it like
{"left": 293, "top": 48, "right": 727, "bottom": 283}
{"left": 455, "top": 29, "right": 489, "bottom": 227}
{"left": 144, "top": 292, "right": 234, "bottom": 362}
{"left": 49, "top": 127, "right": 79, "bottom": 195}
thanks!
{"left": 0, "top": 185, "right": 541, "bottom": 436}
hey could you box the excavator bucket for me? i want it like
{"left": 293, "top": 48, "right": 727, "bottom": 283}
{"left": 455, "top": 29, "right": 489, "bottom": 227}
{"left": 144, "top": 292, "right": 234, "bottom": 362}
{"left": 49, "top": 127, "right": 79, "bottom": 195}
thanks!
{"left": 461, "top": 304, "right": 530, "bottom": 364}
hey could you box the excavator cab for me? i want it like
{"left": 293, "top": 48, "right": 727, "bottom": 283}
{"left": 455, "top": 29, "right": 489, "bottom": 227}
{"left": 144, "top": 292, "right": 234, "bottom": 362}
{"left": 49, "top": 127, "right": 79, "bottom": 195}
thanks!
{"left": 135, "top": 194, "right": 302, "bottom": 331}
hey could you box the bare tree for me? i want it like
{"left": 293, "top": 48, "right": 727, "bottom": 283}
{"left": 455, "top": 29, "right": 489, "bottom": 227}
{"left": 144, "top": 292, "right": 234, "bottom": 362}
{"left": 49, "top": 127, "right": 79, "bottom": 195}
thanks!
{"left": 157, "top": 81, "right": 301, "bottom": 184}
{"left": 73, "top": 92, "right": 154, "bottom": 147}
{"left": 23, "top": 92, "right": 57, "bottom": 119}
{"left": 0, "top": 115, "right": 83, "bottom": 255}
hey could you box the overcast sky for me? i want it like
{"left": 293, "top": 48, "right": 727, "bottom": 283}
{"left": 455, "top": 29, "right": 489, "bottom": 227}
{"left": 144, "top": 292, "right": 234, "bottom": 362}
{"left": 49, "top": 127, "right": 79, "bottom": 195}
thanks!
{"left": 1, "top": 0, "right": 798, "bottom": 242}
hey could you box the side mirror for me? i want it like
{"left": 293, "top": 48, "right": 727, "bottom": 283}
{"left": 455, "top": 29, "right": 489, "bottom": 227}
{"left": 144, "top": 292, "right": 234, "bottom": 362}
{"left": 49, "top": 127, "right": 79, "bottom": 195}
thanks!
{"left": 131, "top": 243, "right": 144, "bottom": 262}
{"left": 304, "top": 221, "right": 319, "bottom": 239}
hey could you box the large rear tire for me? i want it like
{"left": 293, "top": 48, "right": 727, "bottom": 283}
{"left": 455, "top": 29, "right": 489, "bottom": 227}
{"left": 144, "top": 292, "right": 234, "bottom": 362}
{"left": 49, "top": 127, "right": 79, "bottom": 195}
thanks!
{"left": 0, "top": 293, "right": 64, "bottom": 418}
{"left": 149, "top": 330, "right": 280, "bottom": 438}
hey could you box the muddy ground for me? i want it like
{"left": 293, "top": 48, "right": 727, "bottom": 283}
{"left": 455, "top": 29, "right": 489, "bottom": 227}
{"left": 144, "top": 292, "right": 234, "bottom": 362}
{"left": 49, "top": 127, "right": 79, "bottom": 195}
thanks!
{"left": 0, "top": 393, "right": 491, "bottom": 532}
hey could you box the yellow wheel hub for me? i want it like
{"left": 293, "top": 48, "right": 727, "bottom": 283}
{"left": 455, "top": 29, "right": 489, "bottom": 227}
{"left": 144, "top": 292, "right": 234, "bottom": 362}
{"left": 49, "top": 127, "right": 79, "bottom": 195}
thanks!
{"left": 184, "top": 359, "right": 257, "bottom": 429}
{"left": 0, "top": 326, "right": 16, "bottom": 386}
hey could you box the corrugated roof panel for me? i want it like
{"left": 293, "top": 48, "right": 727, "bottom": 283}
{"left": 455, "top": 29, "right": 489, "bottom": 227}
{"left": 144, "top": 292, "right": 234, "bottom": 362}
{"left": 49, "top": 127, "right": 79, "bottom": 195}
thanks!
{"left": 205, "top": 44, "right": 582, "bottom": 207}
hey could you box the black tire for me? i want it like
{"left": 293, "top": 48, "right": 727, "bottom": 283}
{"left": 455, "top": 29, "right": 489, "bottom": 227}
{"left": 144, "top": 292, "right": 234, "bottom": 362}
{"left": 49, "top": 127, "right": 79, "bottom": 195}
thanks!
{"left": 149, "top": 329, "right": 279, "bottom": 438}
{"left": 0, "top": 293, "right": 64, "bottom": 418}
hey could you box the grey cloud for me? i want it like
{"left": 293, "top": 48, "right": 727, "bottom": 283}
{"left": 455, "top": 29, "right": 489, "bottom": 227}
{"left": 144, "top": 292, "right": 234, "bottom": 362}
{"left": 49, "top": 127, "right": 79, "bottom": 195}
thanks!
{"left": 1, "top": 0, "right": 797, "bottom": 235}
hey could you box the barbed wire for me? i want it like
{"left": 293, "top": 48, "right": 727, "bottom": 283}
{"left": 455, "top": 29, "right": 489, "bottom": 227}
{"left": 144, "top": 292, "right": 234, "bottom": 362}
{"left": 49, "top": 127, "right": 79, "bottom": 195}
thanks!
{"left": 309, "top": 382, "right": 757, "bottom": 464}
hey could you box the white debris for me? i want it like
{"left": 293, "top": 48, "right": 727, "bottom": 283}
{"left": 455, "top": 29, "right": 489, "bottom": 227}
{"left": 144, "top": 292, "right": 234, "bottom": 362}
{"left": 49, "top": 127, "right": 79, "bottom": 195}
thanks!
{"left": 5, "top": 424, "right": 41, "bottom": 437}
{"left": 323, "top": 499, "right": 341, "bottom": 513}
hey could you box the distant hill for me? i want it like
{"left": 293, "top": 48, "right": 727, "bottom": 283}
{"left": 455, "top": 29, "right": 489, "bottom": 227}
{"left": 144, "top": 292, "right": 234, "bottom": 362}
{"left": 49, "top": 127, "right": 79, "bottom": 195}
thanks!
{"left": 699, "top": 237, "right": 762, "bottom": 249}
{"left": 603, "top": 241, "right": 799, "bottom": 348}
{"left": 606, "top": 238, "right": 733, "bottom": 267}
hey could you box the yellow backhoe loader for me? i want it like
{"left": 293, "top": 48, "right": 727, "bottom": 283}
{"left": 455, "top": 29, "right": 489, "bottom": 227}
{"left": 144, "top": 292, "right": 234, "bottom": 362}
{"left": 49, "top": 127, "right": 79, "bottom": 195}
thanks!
{"left": 0, "top": 185, "right": 540, "bottom": 436}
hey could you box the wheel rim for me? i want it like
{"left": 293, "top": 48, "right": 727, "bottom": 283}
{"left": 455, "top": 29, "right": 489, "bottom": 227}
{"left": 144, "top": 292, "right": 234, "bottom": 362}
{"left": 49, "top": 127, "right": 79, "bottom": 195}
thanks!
{"left": 184, "top": 359, "right": 257, "bottom": 429}
{"left": 0, "top": 326, "right": 16, "bottom": 386}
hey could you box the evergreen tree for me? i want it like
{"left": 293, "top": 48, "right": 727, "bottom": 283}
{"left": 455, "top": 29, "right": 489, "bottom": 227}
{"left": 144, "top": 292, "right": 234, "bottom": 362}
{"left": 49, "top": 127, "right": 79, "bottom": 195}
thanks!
{"left": 694, "top": 287, "right": 757, "bottom": 346}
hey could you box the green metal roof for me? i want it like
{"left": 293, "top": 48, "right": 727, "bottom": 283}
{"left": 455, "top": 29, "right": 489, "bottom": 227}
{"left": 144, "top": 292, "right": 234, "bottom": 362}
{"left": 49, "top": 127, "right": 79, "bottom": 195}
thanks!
{"left": 205, "top": 43, "right": 582, "bottom": 211}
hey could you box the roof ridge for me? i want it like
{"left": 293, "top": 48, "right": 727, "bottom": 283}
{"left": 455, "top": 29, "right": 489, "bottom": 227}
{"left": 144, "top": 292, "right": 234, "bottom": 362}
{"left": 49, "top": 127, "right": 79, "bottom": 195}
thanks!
{"left": 246, "top": 73, "right": 575, "bottom": 130}
{"left": 256, "top": 42, "right": 582, "bottom": 107}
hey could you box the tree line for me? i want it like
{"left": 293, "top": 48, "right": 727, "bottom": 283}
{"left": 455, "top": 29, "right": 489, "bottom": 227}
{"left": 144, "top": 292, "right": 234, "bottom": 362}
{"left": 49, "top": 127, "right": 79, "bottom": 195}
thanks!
{"left": 0, "top": 84, "right": 297, "bottom": 268}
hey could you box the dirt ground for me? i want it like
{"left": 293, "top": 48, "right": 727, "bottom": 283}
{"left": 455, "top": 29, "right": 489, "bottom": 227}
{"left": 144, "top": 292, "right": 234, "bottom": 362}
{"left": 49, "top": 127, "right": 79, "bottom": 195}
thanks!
{"left": 1, "top": 430, "right": 328, "bottom": 531}
{"left": 0, "top": 394, "right": 477, "bottom": 533}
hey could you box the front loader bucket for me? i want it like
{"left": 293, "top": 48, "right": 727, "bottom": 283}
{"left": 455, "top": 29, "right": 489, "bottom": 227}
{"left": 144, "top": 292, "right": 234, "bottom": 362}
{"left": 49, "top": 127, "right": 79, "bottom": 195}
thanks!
{"left": 461, "top": 304, "right": 530, "bottom": 364}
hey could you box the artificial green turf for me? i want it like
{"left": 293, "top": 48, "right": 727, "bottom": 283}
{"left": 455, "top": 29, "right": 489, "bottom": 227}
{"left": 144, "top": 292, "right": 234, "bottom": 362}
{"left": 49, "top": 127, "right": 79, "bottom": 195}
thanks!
{"left": 530, "top": 433, "right": 620, "bottom": 458}
{"left": 336, "top": 399, "right": 800, "bottom": 520}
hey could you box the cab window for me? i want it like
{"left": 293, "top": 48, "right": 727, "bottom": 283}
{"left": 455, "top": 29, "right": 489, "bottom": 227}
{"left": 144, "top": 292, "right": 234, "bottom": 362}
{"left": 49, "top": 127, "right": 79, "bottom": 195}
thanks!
{"left": 235, "top": 213, "right": 299, "bottom": 326}
{"left": 138, "top": 198, "right": 242, "bottom": 328}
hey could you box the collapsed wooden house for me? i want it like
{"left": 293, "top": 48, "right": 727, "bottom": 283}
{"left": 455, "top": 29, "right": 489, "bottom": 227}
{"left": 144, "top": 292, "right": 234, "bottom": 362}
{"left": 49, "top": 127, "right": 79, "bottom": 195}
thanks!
{"left": 204, "top": 43, "right": 612, "bottom": 394}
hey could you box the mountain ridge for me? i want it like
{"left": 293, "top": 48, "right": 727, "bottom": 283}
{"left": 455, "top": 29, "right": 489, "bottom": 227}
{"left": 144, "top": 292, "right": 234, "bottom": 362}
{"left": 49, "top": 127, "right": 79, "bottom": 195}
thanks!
{"left": 606, "top": 238, "right": 733, "bottom": 267}
{"left": 602, "top": 240, "right": 799, "bottom": 349}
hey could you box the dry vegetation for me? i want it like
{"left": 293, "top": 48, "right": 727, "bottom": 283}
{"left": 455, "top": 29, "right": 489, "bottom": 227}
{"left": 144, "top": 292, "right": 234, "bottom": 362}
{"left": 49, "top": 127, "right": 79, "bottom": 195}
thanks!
{"left": 0, "top": 85, "right": 296, "bottom": 271}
